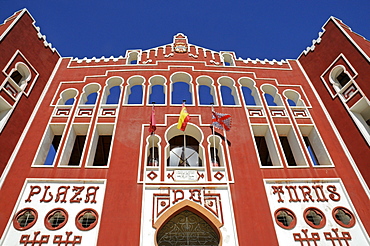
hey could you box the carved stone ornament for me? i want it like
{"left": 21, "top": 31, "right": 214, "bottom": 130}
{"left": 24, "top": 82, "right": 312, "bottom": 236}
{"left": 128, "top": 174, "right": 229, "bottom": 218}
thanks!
{"left": 174, "top": 42, "right": 188, "bottom": 53}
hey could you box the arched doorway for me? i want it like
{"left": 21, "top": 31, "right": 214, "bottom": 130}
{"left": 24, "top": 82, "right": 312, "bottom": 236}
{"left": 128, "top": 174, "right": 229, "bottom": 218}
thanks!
{"left": 156, "top": 210, "right": 220, "bottom": 246}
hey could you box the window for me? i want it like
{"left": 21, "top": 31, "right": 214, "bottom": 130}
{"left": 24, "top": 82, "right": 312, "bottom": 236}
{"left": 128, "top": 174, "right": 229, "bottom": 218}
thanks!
{"left": 9, "top": 63, "right": 31, "bottom": 88}
{"left": 284, "top": 90, "right": 304, "bottom": 107}
{"left": 11, "top": 70, "right": 23, "bottom": 85}
{"left": 172, "top": 82, "right": 192, "bottom": 104}
{"left": 242, "top": 87, "right": 256, "bottom": 105}
{"left": 101, "top": 77, "right": 123, "bottom": 105}
{"left": 298, "top": 125, "right": 332, "bottom": 166}
{"left": 128, "top": 85, "right": 143, "bottom": 104}
{"left": 127, "top": 51, "right": 140, "bottom": 65}
{"left": 60, "top": 124, "right": 89, "bottom": 166}
{"left": 80, "top": 84, "right": 100, "bottom": 105}
{"left": 333, "top": 207, "right": 356, "bottom": 228}
{"left": 330, "top": 66, "right": 351, "bottom": 90}
{"left": 252, "top": 125, "right": 281, "bottom": 166}
{"left": 279, "top": 136, "right": 296, "bottom": 166}
{"left": 239, "top": 78, "right": 261, "bottom": 106}
{"left": 197, "top": 76, "right": 216, "bottom": 106}
{"left": 0, "top": 97, "right": 12, "bottom": 128}
{"left": 168, "top": 135, "right": 201, "bottom": 167}
{"left": 124, "top": 76, "right": 145, "bottom": 105}
{"left": 65, "top": 98, "right": 75, "bottom": 105}
{"left": 44, "top": 208, "right": 68, "bottom": 230}
{"left": 276, "top": 125, "right": 307, "bottom": 166}
{"left": 156, "top": 210, "right": 219, "bottom": 246}
{"left": 199, "top": 85, "right": 214, "bottom": 105}
{"left": 13, "top": 208, "right": 38, "bottom": 231}
{"left": 86, "top": 92, "right": 98, "bottom": 104}
{"left": 170, "top": 72, "right": 193, "bottom": 105}
{"left": 261, "top": 85, "right": 283, "bottom": 107}
{"left": 208, "top": 135, "right": 225, "bottom": 167}
{"left": 57, "top": 89, "right": 78, "bottom": 105}
{"left": 264, "top": 93, "right": 277, "bottom": 106}
{"left": 148, "top": 76, "right": 166, "bottom": 105}
{"left": 350, "top": 98, "right": 370, "bottom": 145}
{"left": 33, "top": 124, "right": 66, "bottom": 166}
{"left": 147, "top": 134, "right": 160, "bottom": 166}
{"left": 336, "top": 72, "right": 350, "bottom": 87}
{"left": 222, "top": 53, "right": 234, "bottom": 66}
{"left": 44, "top": 135, "right": 62, "bottom": 165}
{"left": 303, "top": 207, "right": 326, "bottom": 229}
{"left": 86, "top": 124, "right": 114, "bottom": 167}
{"left": 274, "top": 208, "right": 296, "bottom": 229}
{"left": 303, "top": 137, "right": 319, "bottom": 165}
{"left": 69, "top": 136, "right": 87, "bottom": 166}
{"left": 221, "top": 86, "right": 235, "bottom": 105}
{"left": 255, "top": 137, "right": 272, "bottom": 166}
{"left": 218, "top": 77, "right": 239, "bottom": 106}
{"left": 75, "top": 209, "right": 99, "bottom": 231}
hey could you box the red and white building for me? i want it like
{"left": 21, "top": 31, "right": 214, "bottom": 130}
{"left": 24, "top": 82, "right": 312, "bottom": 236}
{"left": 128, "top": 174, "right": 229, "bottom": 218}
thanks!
{"left": 0, "top": 9, "right": 369, "bottom": 246}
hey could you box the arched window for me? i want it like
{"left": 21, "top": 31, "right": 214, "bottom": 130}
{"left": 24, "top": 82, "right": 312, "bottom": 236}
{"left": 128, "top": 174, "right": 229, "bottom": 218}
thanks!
{"left": 148, "top": 76, "right": 166, "bottom": 105}
{"left": 330, "top": 66, "right": 351, "bottom": 90}
{"left": 127, "top": 51, "right": 140, "bottom": 64}
{"left": 57, "top": 89, "right": 78, "bottom": 105}
{"left": 197, "top": 76, "right": 216, "bottom": 106}
{"left": 156, "top": 210, "right": 220, "bottom": 246}
{"left": 171, "top": 72, "right": 193, "bottom": 105}
{"left": 261, "top": 85, "right": 283, "bottom": 107}
{"left": 165, "top": 124, "right": 204, "bottom": 167}
{"left": 240, "top": 78, "right": 261, "bottom": 106}
{"left": 124, "top": 76, "right": 145, "bottom": 105}
{"left": 80, "top": 84, "right": 100, "bottom": 105}
{"left": 101, "top": 77, "right": 123, "bottom": 105}
{"left": 222, "top": 53, "right": 235, "bottom": 66}
{"left": 242, "top": 87, "right": 256, "bottom": 105}
{"left": 168, "top": 135, "right": 201, "bottom": 167}
{"left": 147, "top": 134, "right": 160, "bottom": 166}
{"left": 284, "top": 90, "right": 304, "bottom": 107}
{"left": 218, "top": 77, "right": 239, "bottom": 106}
{"left": 208, "top": 135, "right": 225, "bottom": 167}
{"left": 10, "top": 63, "right": 31, "bottom": 87}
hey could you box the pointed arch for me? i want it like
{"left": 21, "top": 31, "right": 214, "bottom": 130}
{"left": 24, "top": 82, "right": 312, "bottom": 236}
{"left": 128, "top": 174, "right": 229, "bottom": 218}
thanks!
{"left": 153, "top": 200, "right": 223, "bottom": 246}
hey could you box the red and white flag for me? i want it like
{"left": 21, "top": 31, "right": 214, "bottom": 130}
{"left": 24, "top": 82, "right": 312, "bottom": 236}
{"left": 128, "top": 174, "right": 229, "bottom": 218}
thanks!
{"left": 149, "top": 107, "right": 156, "bottom": 134}
{"left": 212, "top": 111, "right": 232, "bottom": 131}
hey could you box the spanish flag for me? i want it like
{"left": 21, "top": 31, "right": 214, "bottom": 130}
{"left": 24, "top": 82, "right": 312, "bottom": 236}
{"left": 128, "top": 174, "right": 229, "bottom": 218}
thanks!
{"left": 177, "top": 103, "right": 190, "bottom": 131}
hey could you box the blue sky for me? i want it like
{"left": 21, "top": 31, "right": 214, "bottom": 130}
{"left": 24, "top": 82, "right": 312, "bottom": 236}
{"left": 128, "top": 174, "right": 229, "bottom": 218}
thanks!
{"left": 1, "top": 1, "right": 369, "bottom": 60}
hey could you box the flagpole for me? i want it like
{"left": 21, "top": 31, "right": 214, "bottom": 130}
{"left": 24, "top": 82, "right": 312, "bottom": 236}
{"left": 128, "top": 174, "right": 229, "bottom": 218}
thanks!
{"left": 211, "top": 103, "right": 216, "bottom": 166}
{"left": 151, "top": 102, "right": 155, "bottom": 166}
{"left": 183, "top": 100, "right": 186, "bottom": 166}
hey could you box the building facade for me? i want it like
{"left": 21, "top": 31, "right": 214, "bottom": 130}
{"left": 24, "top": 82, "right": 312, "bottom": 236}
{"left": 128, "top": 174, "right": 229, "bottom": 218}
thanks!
{"left": 0, "top": 9, "right": 369, "bottom": 246}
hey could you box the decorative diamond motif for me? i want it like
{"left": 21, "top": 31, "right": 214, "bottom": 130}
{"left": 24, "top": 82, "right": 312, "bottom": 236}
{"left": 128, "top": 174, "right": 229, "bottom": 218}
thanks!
{"left": 214, "top": 172, "right": 224, "bottom": 181}
{"left": 147, "top": 171, "right": 158, "bottom": 180}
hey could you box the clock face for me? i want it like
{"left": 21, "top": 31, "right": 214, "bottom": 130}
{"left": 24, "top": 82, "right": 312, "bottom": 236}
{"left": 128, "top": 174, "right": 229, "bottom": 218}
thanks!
{"left": 174, "top": 43, "right": 187, "bottom": 53}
